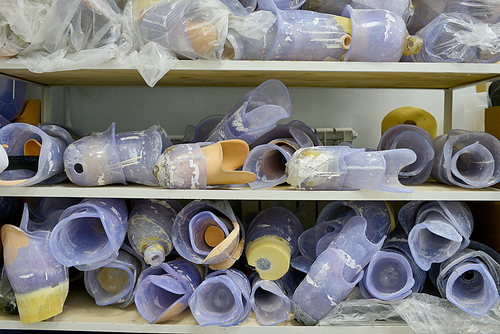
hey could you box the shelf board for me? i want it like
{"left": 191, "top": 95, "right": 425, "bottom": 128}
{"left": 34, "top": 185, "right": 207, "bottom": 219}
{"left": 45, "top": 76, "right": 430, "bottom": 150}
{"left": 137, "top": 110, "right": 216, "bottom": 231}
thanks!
{"left": 0, "top": 182, "right": 499, "bottom": 201}
{"left": 0, "top": 283, "right": 413, "bottom": 333}
{"left": 1, "top": 59, "right": 499, "bottom": 89}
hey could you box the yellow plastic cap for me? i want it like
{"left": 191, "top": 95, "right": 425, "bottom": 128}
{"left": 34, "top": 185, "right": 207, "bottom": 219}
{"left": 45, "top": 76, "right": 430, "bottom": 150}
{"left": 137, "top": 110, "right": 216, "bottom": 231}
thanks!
{"left": 246, "top": 235, "right": 291, "bottom": 281}
{"left": 381, "top": 106, "right": 438, "bottom": 138}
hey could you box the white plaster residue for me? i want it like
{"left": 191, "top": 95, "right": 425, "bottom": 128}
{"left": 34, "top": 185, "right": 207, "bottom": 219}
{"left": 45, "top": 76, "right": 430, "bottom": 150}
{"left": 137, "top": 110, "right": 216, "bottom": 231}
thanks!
{"left": 231, "top": 104, "right": 249, "bottom": 133}
{"left": 326, "top": 294, "right": 337, "bottom": 307}
{"left": 337, "top": 249, "right": 361, "bottom": 270}
{"left": 306, "top": 275, "right": 319, "bottom": 288}
{"left": 97, "top": 175, "right": 106, "bottom": 186}
{"left": 119, "top": 136, "right": 140, "bottom": 141}
{"left": 19, "top": 273, "right": 34, "bottom": 279}
{"left": 189, "top": 159, "right": 200, "bottom": 188}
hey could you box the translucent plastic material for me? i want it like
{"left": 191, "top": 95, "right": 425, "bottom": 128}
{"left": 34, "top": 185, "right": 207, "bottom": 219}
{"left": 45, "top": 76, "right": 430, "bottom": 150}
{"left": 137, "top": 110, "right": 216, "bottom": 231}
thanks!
{"left": 84, "top": 246, "right": 142, "bottom": 308}
{"left": 172, "top": 199, "right": 244, "bottom": 270}
{"left": 404, "top": 201, "right": 474, "bottom": 271}
{"left": 359, "top": 250, "right": 415, "bottom": 300}
{"left": 206, "top": 79, "right": 291, "bottom": 144}
{"left": 298, "top": 201, "right": 393, "bottom": 264}
{"left": 245, "top": 206, "right": 304, "bottom": 280}
{"left": 16, "top": 0, "right": 120, "bottom": 73}
{"left": 252, "top": 120, "right": 319, "bottom": 149}
{"left": 255, "top": 0, "right": 350, "bottom": 61}
{"left": 27, "top": 197, "right": 81, "bottom": 232}
{"left": 127, "top": 199, "right": 179, "bottom": 266}
{"left": 189, "top": 269, "right": 251, "bottom": 327}
{"left": 1, "top": 204, "right": 68, "bottom": 324}
{"left": 0, "top": 123, "right": 69, "bottom": 186}
{"left": 315, "top": 0, "right": 414, "bottom": 21}
{"left": 0, "top": 77, "right": 26, "bottom": 121}
{"left": 65, "top": 123, "right": 171, "bottom": 187}
{"left": 292, "top": 216, "right": 385, "bottom": 324}
{"left": 343, "top": 6, "right": 409, "bottom": 62}
{"left": 193, "top": 115, "right": 224, "bottom": 142}
{"left": 429, "top": 248, "right": 500, "bottom": 316}
{"left": 432, "top": 129, "right": 500, "bottom": 188}
{"left": 378, "top": 124, "right": 435, "bottom": 186}
{"left": 138, "top": 0, "right": 231, "bottom": 60}
{"left": 249, "top": 273, "right": 291, "bottom": 326}
{"left": 135, "top": 259, "right": 203, "bottom": 323}
{"left": 403, "top": 13, "right": 500, "bottom": 63}
{"left": 49, "top": 198, "right": 128, "bottom": 271}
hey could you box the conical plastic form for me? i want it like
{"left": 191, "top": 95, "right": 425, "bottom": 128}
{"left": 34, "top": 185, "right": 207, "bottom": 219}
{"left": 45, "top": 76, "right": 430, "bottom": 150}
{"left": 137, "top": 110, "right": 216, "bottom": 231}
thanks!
{"left": 360, "top": 250, "right": 415, "bottom": 300}
{"left": 243, "top": 143, "right": 295, "bottom": 189}
{"left": 1, "top": 204, "right": 68, "bottom": 324}
{"left": 250, "top": 274, "right": 291, "bottom": 326}
{"left": 64, "top": 123, "right": 125, "bottom": 186}
{"left": 377, "top": 124, "right": 435, "bottom": 186}
{"left": 189, "top": 269, "right": 251, "bottom": 327}
{"left": 135, "top": 259, "right": 203, "bottom": 323}
{"left": 0, "top": 77, "right": 26, "bottom": 121}
{"left": 206, "top": 79, "right": 291, "bottom": 144}
{"left": 343, "top": 6, "right": 408, "bottom": 62}
{"left": 49, "top": 198, "right": 128, "bottom": 271}
{"left": 127, "top": 199, "right": 178, "bottom": 266}
{"left": 172, "top": 200, "right": 244, "bottom": 269}
{"left": 0, "top": 123, "right": 68, "bottom": 186}
{"left": 84, "top": 249, "right": 140, "bottom": 307}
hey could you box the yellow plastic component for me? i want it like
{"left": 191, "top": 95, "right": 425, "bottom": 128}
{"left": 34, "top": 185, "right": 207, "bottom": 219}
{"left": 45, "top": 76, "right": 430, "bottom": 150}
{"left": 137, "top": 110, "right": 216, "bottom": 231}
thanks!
{"left": 205, "top": 225, "right": 225, "bottom": 247}
{"left": 16, "top": 281, "right": 69, "bottom": 324}
{"left": 15, "top": 99, "right": 41, "bottom": 126}
{"left": 246, "top": 235, "right": 292, "bottom": 281}
{"left": 98, "top": 267, "right": 128, "bottom": 293}
{"left": 381, "top": 106, "right": 438, "bottom": 138}
{"left": 333, "top": 15, "right": 352, "bottom": 35}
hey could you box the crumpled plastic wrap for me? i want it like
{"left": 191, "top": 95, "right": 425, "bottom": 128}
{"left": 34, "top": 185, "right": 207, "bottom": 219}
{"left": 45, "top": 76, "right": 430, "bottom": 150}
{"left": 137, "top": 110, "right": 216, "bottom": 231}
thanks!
{"left": 318, "top": 292, "right": 500, "bottom": 334}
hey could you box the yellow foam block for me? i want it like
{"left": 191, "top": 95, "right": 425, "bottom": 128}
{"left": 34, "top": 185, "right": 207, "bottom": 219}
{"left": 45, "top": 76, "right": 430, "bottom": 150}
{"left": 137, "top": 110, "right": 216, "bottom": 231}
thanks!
{"left": 382, "top": 106, "right": 438, "bottom": 138}
{"left": 16, "top": 281, "right": 69, "bottom": 324}
{"left": 246, "top": 235, "right": 291, "bottom": 281}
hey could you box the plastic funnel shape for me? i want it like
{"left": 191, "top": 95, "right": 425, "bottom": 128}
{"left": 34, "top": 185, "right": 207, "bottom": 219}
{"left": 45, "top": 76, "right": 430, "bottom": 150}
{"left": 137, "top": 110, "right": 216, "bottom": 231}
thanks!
{"left": 249, "top": 273, "right": 291, "bottom": 326}
{"left": 257, "top": 0, "right": 351, "bottom": 61}
{"left": 64, "top": 123, "right": 125, "bottom": 186}
{"left": 343, "top": 6, "right": 408, "bottom": 62}
{"left": 342, "top": 149, "right": 417, "bottom": 192}
{"left": 245, "top": 206, "right": 304, "bottom": 280}
{"left": 430, "top": 248, "right": 500, "bottom": 316}
{"left": 377, "top": 124, "right": 435, "bottom": 186}
{"left": 154, "top": 140, "right": 255, "bottom": 189}
{"left": 432, "top": 129, "right": 500, "bottom": 188}
{"left": 286, "top": 146, "right": 363, "bottom": 190}
{"left": 172, "top": 199, "right": 244, "bottom": 270}
{"left": 0, "top": 77, "right": 26, "bottom": 121}
{"left": 84, "top": 246, "right": 142, "bottom": 308}
{"left": 407, "top": 201, "right": 474, "bottom": 271}
{"left": 139, "top": 0, "right": 230, "bottom": 59}
{"left": 189, "top": 269, "right": 251, "bottom": 327}
{"left": 292, "top": 216, "right": 385, "bottom": 324}
{"left": 0, "top": 123, "right": 68, "bottom": 186}
{"left": 206, "top": 80, "right": 291, "bottom": 144}
{"left": 49, "top": 198, "right": 128, "bottom": 271}
{"left": 383, "top": 225, "right": 427, "bottom": 293}
{"left": 1, "top": 204, "right": 68, "bottom": 324}
{"left": 243, "top": 143, "right": 296, "bottom": 189}
{"left": 359, "top": 250, "right": 415, "bottom": 300}
{"left": 135, "top": 259, "right": 203, "bottom": 323}
{"left": 127, "top": 199, "right": 179, "bottom": 266}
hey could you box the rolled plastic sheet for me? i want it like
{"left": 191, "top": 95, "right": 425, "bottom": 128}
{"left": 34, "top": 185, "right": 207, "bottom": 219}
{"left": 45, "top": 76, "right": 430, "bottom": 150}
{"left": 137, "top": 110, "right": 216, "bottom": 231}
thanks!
{"left": 429, "top": 247, "right": 500, "bottom": 315}
{"left": 1, "top": 204, "right": 69, "bottom": 324}
{"left": 0, "top": 123, "right": 69, "bottom": 186}
{"left": 206, "top": 80, "right": 291, "bottom": 144}
{"left": 292, "top": 216, "right": 386, "bottom": 324}
{"left": 255, "top": 0, "right": 351, "bottom": 61}
{"left": 245, "top": 206, "right": 304, "bottom": 280}
{"left": 27, "top": 197, "right": 81, "bottom": 232}
{"left": 0, "top": 77, "right": 26, "bottom": 121}
{"left": 298, "top": 201, "right": 393, "bottom": 264}
{"left": 249, "top": 272, "right": 291, "bottom": 326}
{"left": 403, "top": 201, "right": 474, "bottom": 271}
{"left": 189, "top": 269, "right": 251, "bottom": 327}
{"left": 432, "top": 129, "right": 500, "bottom": 188}
{"left": 342, "top": 6, "right": 410, "bottom": 62}
{"left": 402, "top": 12, "right": 500, "bottom": 63}
{"left": 138, "top": 0, "right": 231, "bottom": 60}
{"left": 286, "top": 146, "right": 363, "bottom": 190}
{"left": 377, "top": 124, "right": 435, "bottom": 186}
{"left": 49, "top": 198, "right": 128, "bottom": 271}
{"left": 193, "top": 115, "right": 224, "bottom": 142}
{"left": 135, "top": 259, "right": 203, "bottom": 323}
{"left": 84, "top": 244, "right": 144, "bottom": 308}
{"left": 314, "top": 0, "right": 414, "bottom": 20}
{"left": 172, "top": 199, "right": 244, "bottom": 270}
{"left": 252, "top": 120, "right": 320, "bottom": 149}
{"left": 127, "top": 199, "right": 179, "bottom": 266}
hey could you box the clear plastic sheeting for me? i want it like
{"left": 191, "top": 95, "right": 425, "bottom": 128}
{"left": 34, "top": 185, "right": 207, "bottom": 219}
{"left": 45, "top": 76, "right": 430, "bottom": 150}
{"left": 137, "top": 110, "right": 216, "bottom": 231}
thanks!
{"left": 0, "top": 0, "right": 51, "bottom": 45}
{"left": 318, "top": 293, "right": 500, "bottom": 334}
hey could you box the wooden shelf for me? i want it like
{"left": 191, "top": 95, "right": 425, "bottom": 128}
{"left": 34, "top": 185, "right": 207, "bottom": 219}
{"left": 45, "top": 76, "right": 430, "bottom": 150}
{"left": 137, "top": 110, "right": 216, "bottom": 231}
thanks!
{"left": 1, "top": 60, "right": 499, "bottom": 89}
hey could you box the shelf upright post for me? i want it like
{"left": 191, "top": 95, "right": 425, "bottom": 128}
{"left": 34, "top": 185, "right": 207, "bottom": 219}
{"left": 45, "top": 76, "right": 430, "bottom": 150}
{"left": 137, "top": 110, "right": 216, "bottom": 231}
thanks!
{"left": 444, "top": 88, "right": 453, "bottom": 133}
{"left": 41, "top": 85, "right": 52, "bottom": 123}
